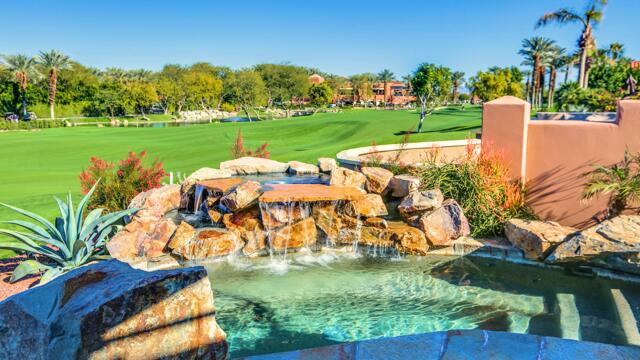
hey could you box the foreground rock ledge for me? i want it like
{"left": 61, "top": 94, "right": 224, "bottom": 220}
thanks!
{"left": 0, "top": 260, "right": 228, "bottom": 360}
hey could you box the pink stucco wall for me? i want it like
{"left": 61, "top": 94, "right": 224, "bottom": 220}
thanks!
{"left": 482, "top": 97, "right": 640, "bottom": 228}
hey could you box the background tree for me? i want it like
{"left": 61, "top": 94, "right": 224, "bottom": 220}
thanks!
{"left": 226, "top": 69, "right": 267, "bottom": 121}
{"left": 451, "top": 71, "right": 465, "bottom": 102}
{"left": 183, "top": 68, "right": 222, "bottom": 121}
{"left": 124, "top": 82, "right": 158, "bottom": 117}
{"left": 308, "top": 83, "right": 333, "bottom": 108}
{"left": 349, "top": 73, "right": 374, "bottom": 105}
{"left": 519, "top": 37, "right": 556, "bottom": 108}
{"left": 606, "top": 42, "right": 624, "bottom": 62}
{"left": 2, "top": 54, "right": 38, "bottom": 119}
{"left": 546, "top": 46, "right": 567, "bottom": 109}
{"left": 37, "top": 50, "right": 72, "bottom": 119}
{"left": 536, "top": 0, "right": 608, "bottom": 88}
{"left": 255, "top": 64, "right": 310, "bottom": 116}
{"left": 468, "top": 67, "right": 524, "bottom": 102}
{"left": 376, "top": 69, "right": 395, "bottom": 105}
{"left": 410, "top": 63, "right": 452, "bottom": 133}
{"left": 154, "top": 64, "right": 187, "bottom": 114}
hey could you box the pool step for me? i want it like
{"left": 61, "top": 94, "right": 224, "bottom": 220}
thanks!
{"left": 611, "top": 289, "right": 640, "bottom": 346}
{"left": 556, "top": 293, "right": 581, "bottom": 341}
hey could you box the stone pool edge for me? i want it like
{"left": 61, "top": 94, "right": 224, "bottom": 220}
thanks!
{"left": 237, "top": 329, "right": 640, "bottom": 360}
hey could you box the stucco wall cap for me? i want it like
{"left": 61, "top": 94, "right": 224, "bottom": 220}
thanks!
{"left": 485, "top": 96, "right": 528, "bottom": 105}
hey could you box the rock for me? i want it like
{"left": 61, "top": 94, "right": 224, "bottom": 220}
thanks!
{"left": 130, "top": 184, "right": 182, "bottom": 218}
{"left": 398, "top": 189, "right": 444, "bottom": 217}
{"left": 417, "top": 199, "right": 471, "bottom": 246}
{"left": 167, "top": 222, "right": 197, "bottom": 251}
{"left": 387, "top": 221, "right": 429, "bottom": 255}
{"left": 0, "top": 260, "right": 228, "bottom": 359}
{"left": 546, "top": 216, "right": 640, "bottom": 266}
{"left": 329, "top": 167, "right": 366, "bottom": 189}
{"left": 140, "top": 219, "right": 178, "bottom": 259}
{"left": 220, "top": 156, "right": 289, "bottom": 175}
{"left": 389, "top": 174, "right": 421, "bottom": 198}
{"left": 317, "top": 158, "right": 337, "bottom": 173}
{"left": 220, "top": 180, "right": 262, "bottom": 211}
{"left": 365, "top": 217, "right": 388, "bottom": 229}
{"left": 504, "top": 219, "right": 574, "bottom": 260}
{"left": 361, "top": 167, "right": 394, "bottom": 194}
{"left": 260, "top": 203, "right": 309, "bottom": 228}
{"left": 260, "top": 184, "right": 365, "bottom": 203}
{"left": 223, "top": 208, "right": 267, "bottom": 256}
{"left": 288, "top": 161, "right": 319, "bottom": 175}
{"left": 346, "top": 194, "right": 388, "bottom": 218}
{"left": 172, "top": 228, "right": 241, "bottom": 260}
{"left": 181, "top": 167, "right": 233, "bottom": 194}
{"left": 268, "top": 217, "right": 318, "bottom": 251}
{"left": 313, "top": 203, "right": 342, "bottom": 240}
{"left": 337, "top": 226, "right": 393, "bottom": 248}
{"left": 208, "top": 209, "right": 224, "bottom": 223}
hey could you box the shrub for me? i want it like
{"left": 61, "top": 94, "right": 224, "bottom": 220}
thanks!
{"left": 230, "top": 128, "right": 270, "bottom": 159}
{"left": 220, "top": 102, "right": 236, "bottom": 112}
{"left": 0, "top": 119, "right": 65, "bottom": 130}
{"left": 79, "top": 151, "right": 166, "bottom": 212}
{"left": 412, "top": 141, "right": 535, "bottom": 237}
{"left": 583, "top": 150, "right": 640, "bottom": 218}
{"left": 556, "top": 82, "right": 618, "bottom": 112}
{"left": 0, "top": 182, "right": 138, "bottom": 284}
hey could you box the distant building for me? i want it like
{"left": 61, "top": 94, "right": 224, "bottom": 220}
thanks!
{"left": 335, "top": 81, "right": 415, "bottom": 105}
{"left": 631, "top": 61, "right": 640, "bottom": 70}
{"left": 308, "top": 74, "right": 325, "bottom": 85}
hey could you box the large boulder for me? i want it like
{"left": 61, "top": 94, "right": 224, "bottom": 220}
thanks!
{"left": 388, "top": 221, "right": 429, "bottom": 255}
{"left": 268, "top": 217, "right": 318, "bottom": 251}
{"left": 417, "top": 199, "right": 471, "bottom": 246}
{"left": 398, "top": 189, "right": 444, "bottom": 218}
{"left": 220, "top": 156, "right": 289, "bottom": 175}
{"left": 504, "top": 219, "right": 574, "bottom": 260}
{"left": 222, "top": 208, "right": 267, "bottom": 256}
{"left": 361, "top": 167, "right": 394, "bottom": 194}
{"left": 168, "top": 221, "right": 198, "bottom": 251}
{"left": 220, "top": 180, "right": 262, "bottom": 211}
{"left": 129, "top": 184, "right": 182, "bottom": 218}
{"left": 317, "top": 158, "right": 337, "bottom": 173}
{"left": 346, "top": 194, "right": 388, "bottom": 218}
{"left": 312, "top": 203, "right": 342, "bottom": 240}
{"left": 329, "top": 167, "right": 366, "bottom": 189}
{"left": 171, "top": 228, "right": 242, "bottom": 260}
{"left": 260, "top": 202, "right": 309, "bottom": 228}
{"left": 181, "top": 167, "right": 233, "bottom": 194}
{"left": 389, "top": 174, "right": 421, "bottom": 198}
{"left": 288, "top": 161, "right": 319, "bottom": 175}
{"left": 546, "top": 216, "right": 640, "bottom": 273}
{"left": 0, "top": 260, "right": 228, "bottom": 359}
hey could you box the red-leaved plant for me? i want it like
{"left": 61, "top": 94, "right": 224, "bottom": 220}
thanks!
{"left": 79, "top": 150, "right": 166, "bottom": 212}
{"left": 231, "top": 129, "right": 270, "bottom": 159}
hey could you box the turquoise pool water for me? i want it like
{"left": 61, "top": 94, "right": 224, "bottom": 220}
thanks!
{"left": 204, "top": 254, "right": 639, "bottom": 358}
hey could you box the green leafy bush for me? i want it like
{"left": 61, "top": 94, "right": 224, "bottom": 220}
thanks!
{"left": 0, "top": 182, "right": 138, "bottom": 284}
{"left": 412, "top": 142, "right": 535, "bottom": 237}
{"left": 555, "top": 82, "right": 618, "bottom": 112}
{"left": 79, "top": 151, "right": 166, "bottom": 212}
{"left": 0, "top": 119, "right": 65, "bottom": 130}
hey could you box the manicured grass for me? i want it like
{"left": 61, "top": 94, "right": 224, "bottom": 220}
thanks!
{"left": 0, "top": 106, "right": 481, "bottom": 255}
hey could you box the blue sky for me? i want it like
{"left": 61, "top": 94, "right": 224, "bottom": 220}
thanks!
{"left": 2, "top": 0, "right": 638, "bottom": 78}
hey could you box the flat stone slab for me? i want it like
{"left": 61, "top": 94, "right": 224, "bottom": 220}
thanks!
{"left": 196, "top": 178, "right": 245, "bottom": 195}
{"left": 239, "top": 330, "right": 640, "bottom": 360}
{"left": 260, "top": 184, "right": 364, "bottom": 203}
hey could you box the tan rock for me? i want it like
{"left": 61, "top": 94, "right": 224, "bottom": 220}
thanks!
{"left": 398, "top": 189, "right": 444, "bottom": 218}
{"left": 260, "top": 184, "right": 364, "bottom": 203}
{"left": 220, "top": 156, "right": 289, "bottom": 175}
{"left": 181, "top": 167, "right": 233, "bottom": 194}
{"left": 361, "top": 167, "right": 394, "bottom": 194}
{"left": 208, "top": 209, "right": 224, "bottom": 223}
{"left": 268, "top": 217, "right": 318, "bottom": 251}
{"left": 220, "top": 180, "right": 262, "bottom": 211}
{"left": 389, "top": 174, "right": 421, "bottom": 198}
{"left": 317, "top": 158, "right": 337, "bottom": 173}
{"left": 365, "top": 217, "right": 388, "bottom": 229}
{"left": 313, "top": 203, "right": 342, "bottom": 239}
{"left": 330, "top": 167, "right": 366, "bottom": 189}
{"left": 504, "top": 219, "right": 574, "bottom": 260}
{"left": 168, "top": 222, "right": 197, "bottom": 250}
{"left": 288, "top": 160, "right": 319, "bottom": 175}
{"left": 346, "top": 194, "right": 388, "bottom": 218}
{"left": 223, "top": 208, "right": 267, "bottom": 255}
{"left": 418, "top": 199, "right": 470, "bottom": 246}
{"left": 259, "top": 203, "right": 309, "bottom": 228}
{"left": 172, "top": 229, "right": 241, "bottom": 260}
{"left": 387, "top": 221, "right": 429, "bottom": 255}
{"left": 140, "top": 219, "right": 178, "bottom": 258}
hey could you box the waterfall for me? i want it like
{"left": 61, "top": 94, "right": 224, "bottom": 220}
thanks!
{"left": 192, "top": 184, "right": 206, "bottom": 214}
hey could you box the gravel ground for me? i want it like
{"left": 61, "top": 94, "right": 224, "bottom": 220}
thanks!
{"left": 0, "top": 256, "right": 41, "bottom": 301}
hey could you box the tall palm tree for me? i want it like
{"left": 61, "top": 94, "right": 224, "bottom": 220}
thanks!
{"left": 536, "top": 0, "right": 608, "bottom": 89}
{"left": 519, "top": 37, "right": 556, "bottom": 108}
{"left": 523, "top": 70, "right": 532, "bottom": 103}
{"left": 2, "top": 54, "right": 38, "bottom": 119}
{"left": 607, "top": 42, "right": 625, "bottom": 62}
{"left": 562, "top": 51, "right": 580, "bottom": 84}
{"left": 376, "top": 69, "right": 395, "bottom": 106}
{"left": 545, "top": 46, "right": 566, "bottom": 109}
{"left": 451, "top": 71, "right": 465, "bottom": 103}
{"left": 38, "top": 50, "right": 72, "bottom": 119}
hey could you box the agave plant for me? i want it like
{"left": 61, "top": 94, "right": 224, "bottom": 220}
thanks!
{"left": 584, "top": 150, "right": 640, "bottom": 217}
{"left": 0, "top": 182, "right": 138, "bottom": 283}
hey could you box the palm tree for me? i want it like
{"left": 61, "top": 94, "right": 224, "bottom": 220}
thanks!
{"left": 607, "top": 42, "right": 625, "bottom": 62}
{"left": 451, "top": 71, "right": 465, "bottom": 103}
{"left": 376, "top": 69, "right": 395, "bottom": 106}
{"left": 545, "top": 46, "right": 566, "bottom": 109}
{"left": 519, "top": 37, "right": 556, "bottom": 108}
{"left": 523, "top": 70, "right": 532, "bottom": 103}
{"left": 562, "top": 51, "right": 580, "bottom": 83}
{"left": 38, "top": 50, "right": 72, "bottom": 119}
{"left": 536, "top": 0, "right": 608, "bottom": 89}
{"left": 2, "top": 54, "right": 38, "bottom": 120}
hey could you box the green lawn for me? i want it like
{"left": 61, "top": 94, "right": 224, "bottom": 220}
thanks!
{"left": 0, "top": 106, "right": 481, "bottom": 256}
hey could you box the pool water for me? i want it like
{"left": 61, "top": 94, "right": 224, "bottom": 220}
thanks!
{"left": 205, "top": 253, "right": 640, "bottom": 358}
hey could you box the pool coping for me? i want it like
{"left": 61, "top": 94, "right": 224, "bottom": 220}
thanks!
{"left": 237, "top": 329, "right": 640, "bottom": 360}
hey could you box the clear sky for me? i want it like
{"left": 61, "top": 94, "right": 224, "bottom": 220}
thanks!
{"left": 2, "top": 0, "right": 638, "bottom": 78}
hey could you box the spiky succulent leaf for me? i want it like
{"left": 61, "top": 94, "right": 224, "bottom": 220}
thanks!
{"left": 0, "top": 202, "right": 63, "bottom": 240}
{"left": 40, "top": 267, "right": 63, "bottom": 284}
{"left": 10, "top": 260, "right": 51, "bottom": 283}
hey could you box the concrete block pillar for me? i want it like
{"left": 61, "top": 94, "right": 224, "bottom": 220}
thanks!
{"left": 481, "top": 96, "right": 530, "bottom": 181}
